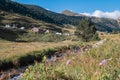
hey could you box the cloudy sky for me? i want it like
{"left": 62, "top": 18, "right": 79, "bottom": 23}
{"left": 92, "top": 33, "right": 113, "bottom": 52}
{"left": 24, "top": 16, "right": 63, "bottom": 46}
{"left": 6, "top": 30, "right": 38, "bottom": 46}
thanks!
{"left": 16, "top": 0, "right": 120, "bottom": 19}
{"left": 81, "top": 10, "right": 120, "bottom": 19}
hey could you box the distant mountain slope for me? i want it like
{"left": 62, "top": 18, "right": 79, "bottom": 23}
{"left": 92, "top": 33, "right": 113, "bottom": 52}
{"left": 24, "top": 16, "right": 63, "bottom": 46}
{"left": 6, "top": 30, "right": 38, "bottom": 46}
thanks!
{"left": 61, "top": 10, "right": 120, "bottom": 31}
{"left": 23, "top": 4, "right": 85, "bottom": 25}
{"left": 91, "top": 17, "right": 120, "bottom": 32}
{"left": 0, "top": 10, "right": 62, "bottom": 30}
{"left": 0, "top": 0, "right": 120, "bottom": 32}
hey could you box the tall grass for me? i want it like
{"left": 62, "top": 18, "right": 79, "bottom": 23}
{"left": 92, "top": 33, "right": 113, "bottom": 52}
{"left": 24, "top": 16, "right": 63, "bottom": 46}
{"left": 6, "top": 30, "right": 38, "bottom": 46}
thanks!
{"left": 0, "top": 43, "right": 79, "bottom": 70}
{"left": 22, "top": 34, "right": 120, "bottom": 80}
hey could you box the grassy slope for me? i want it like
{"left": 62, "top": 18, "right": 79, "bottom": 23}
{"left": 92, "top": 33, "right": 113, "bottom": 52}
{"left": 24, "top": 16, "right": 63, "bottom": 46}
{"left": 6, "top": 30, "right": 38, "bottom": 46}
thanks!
{"left": 0, "top": 10, "right": 43, "bottom": 28}
{"left": 0, "top": 10, "right": 62, "bottom": 30}
{"left": 0, "top": 10, "right": 63, "bottom": 41}
{"left": 22, "top": 34, "right": 120, "bottom": 80}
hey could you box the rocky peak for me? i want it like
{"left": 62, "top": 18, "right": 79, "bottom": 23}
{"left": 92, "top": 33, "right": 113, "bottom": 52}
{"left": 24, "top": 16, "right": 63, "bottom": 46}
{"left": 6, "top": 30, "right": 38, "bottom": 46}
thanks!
{"left": 62, "top": 10, "right": 79, "bottom": 16}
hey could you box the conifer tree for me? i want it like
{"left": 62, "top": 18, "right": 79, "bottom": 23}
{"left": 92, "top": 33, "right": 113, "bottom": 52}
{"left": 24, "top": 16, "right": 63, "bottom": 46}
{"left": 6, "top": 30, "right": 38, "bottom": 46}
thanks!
{"left": 75, "top": 19, "right": 100, "bottom": 42}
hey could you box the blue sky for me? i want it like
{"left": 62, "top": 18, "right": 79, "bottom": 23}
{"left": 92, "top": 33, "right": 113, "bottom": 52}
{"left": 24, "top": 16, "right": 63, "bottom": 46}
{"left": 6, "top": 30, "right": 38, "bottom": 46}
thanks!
{"left": 15, "top": 0, "right": 120, "bottom": 19}
{"left": 16, "top": 0, "right": 120, "bottom": 13}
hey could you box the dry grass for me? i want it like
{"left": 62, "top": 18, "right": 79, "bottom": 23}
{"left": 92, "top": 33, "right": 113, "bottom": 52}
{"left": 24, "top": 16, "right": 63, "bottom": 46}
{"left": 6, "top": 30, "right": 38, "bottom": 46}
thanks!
{"left": 100, "top": 33, "right": 120, "bottom": 41}
{"left": 0, "top": 41, "right": 77, "bottom": 60}
{"left": 22, "top": 33, "right": 120, "bottom": 80}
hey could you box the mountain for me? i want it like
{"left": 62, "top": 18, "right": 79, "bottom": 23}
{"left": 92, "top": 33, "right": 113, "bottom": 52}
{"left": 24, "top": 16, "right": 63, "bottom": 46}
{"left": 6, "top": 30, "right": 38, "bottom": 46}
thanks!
{"left": 23, "top": 5, "right": 85, "bottom": 25}
{"left": 62, "top": 10, "right": 79, "bottom": 16}
{"left": 0, "top": 0, "right": 120, "bottom": 32}
{"left": 62, "top": 10, "right": 84, "bottom": 16}
{"left": 62, "top": 10, "right": 120, "bottom": 31}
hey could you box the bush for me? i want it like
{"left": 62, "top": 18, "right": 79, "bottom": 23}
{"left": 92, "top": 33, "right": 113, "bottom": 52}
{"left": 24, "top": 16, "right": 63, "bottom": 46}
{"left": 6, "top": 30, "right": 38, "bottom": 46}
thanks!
{"left": 75, "top": 19, "right": 100, "bottom": 42}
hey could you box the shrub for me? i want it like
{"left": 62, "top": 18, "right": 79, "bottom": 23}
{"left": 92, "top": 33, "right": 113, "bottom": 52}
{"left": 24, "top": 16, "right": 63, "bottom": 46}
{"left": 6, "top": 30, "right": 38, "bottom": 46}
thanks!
{"left": 75, "top": 19, "right": 100, "bottom": 42}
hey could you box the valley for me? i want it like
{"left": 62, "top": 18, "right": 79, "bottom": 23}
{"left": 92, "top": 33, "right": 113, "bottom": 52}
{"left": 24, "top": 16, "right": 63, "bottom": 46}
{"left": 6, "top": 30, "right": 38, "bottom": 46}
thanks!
{"left": 0, "top": 0, "right": 120, "bottom": 80}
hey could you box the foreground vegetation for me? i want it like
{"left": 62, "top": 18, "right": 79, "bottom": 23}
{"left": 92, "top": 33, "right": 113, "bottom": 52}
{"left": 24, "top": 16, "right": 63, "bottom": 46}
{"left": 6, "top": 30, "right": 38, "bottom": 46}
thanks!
{"left": 22, "top": 34, "right": 120, "bottom": 80}
{"left": 0, "top": 40, "right": 78, "bottom": 69}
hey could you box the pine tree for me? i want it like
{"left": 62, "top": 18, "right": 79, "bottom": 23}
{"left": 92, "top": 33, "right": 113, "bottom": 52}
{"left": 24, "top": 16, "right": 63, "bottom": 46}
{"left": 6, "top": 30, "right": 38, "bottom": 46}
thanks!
{"left": 75, "top": 19, "right": 100, "bottom": 42}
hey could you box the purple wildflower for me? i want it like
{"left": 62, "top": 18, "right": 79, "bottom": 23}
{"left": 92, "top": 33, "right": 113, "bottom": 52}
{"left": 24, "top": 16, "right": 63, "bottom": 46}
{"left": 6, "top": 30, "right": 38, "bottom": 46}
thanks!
{"left": 99, "top": 59, "right": 107, "bottom": 66}
{"left": 66, "top": 59, "right": 71, "bottom": 66}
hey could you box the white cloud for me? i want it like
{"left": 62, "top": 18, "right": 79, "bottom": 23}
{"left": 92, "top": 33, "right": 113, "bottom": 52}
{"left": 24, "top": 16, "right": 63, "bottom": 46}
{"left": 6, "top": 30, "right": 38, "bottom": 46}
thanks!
{"left": 81, "top": 10, "right": 120, "bottom": 19}
{"left": 46, "top": 8, "right": 50, "bottom": 10}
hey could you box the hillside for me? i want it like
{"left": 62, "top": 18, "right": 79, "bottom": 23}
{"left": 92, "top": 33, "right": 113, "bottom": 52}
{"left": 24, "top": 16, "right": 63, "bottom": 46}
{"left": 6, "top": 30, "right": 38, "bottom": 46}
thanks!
{"left": 0, "top": 0, "right": 120, "bottom": 32}
{"left": 0, "top": 10, "right": 47, "bottom": 28}
{"left": 0, "top": 10, "right": 62, "bottom": 30}
{"left": 0, "top": 10, "right": 62, "bottom": 41}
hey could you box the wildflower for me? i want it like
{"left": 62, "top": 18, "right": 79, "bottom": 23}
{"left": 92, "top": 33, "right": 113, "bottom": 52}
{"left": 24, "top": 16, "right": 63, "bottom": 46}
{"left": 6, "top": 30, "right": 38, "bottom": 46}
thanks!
{"left": 66, "top": 59, "right": 71, "bottom": 66}
{"left": 99, "top": 59, "right": 107, "bottom": 66}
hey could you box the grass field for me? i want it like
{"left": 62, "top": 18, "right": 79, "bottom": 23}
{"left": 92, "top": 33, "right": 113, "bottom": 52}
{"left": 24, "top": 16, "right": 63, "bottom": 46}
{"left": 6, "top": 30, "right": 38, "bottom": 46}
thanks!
{"left": 0, "top": 41, "right": 76, "bottom": 60}
{"left": 22, "top": 33, "right": 120, "bottom": 80}
{"left": 0, "top": 40, "right": 78, "bottom": 69}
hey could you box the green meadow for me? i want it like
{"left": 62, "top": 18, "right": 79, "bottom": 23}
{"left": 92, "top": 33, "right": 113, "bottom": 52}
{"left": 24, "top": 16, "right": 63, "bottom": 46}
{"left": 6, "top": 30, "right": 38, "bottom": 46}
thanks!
{"left": 22, "top": 34, "right": 120, "bottom": 80}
